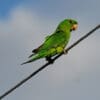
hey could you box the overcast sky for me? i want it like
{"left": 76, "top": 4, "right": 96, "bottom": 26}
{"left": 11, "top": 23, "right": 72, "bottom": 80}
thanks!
{"left": 0, "top": 0, "right": 100, "bottom": 100}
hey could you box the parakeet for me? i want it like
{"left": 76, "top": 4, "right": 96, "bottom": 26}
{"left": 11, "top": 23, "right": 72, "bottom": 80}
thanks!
{"left": 21, "top": 19, "right": 78, "bottom": 65}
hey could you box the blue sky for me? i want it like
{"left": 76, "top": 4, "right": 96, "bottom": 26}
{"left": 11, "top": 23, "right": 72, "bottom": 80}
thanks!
{"left": 0, "top": 0, "right": 23, "bottom": 17}
{"left": 0, "top": 0, "right": 100, "bottom": 100}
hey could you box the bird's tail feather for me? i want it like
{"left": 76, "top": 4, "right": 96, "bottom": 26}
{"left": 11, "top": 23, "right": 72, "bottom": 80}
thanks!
{"left": 21, "top": 53, "right": 39, "bottom": 65}
{"left": 28, "top": 53, "right": 35, "bottom": 58}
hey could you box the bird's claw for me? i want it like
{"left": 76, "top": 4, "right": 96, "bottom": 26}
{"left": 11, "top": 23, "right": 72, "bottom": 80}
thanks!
{"left": 63, "top": 49, "right": 68, "bottom": 54}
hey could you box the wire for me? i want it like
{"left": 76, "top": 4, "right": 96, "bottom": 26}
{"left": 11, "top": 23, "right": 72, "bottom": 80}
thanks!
{"left": 0, "top": 24, "right": 100, "bottom": 99}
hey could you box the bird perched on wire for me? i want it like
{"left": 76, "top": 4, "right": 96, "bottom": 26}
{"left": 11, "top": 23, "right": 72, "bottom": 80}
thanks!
{"left": 21, "top": 19, "right": 78, "bottom": 65}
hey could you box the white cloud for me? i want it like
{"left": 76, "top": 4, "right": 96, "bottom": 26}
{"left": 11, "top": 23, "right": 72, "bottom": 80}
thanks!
{"left": 0, "top": 6, "right": 39, "bottom": 37}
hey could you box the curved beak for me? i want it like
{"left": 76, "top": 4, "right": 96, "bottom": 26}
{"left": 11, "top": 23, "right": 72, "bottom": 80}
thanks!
{"left": 71, "top": 24, "right": 78, "bottom": 31}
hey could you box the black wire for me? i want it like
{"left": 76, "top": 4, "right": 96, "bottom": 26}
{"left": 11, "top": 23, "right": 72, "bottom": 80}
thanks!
{"left": 0, "top": 24, "right": 100, "bottom": 100}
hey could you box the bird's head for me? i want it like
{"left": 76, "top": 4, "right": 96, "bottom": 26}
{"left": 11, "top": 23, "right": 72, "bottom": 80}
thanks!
{"left": 56, "top": 19, "right": 78, "bottom": 32}
{"left": 66, "top": 19, "right": 78, "bottom": 31}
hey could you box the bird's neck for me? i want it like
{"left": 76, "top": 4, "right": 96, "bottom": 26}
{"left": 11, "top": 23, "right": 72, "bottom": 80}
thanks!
{"left": 56, "top": 27, "right": 71, "bottom": 35}
{"left": 55, "top": 28, "right": 71, "bottom": 41}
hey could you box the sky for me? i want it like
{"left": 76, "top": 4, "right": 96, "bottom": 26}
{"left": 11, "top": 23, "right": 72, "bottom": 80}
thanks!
{"left": 0, "top": 0, "right": 100, "bottom": 100}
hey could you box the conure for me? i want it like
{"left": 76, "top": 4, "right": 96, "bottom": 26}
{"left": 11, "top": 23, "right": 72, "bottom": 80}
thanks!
{"left": 21, "top": 19, "right": 78, "bottom": 65}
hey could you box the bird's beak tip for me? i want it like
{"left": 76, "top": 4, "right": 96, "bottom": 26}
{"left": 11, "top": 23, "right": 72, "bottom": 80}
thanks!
{"left": 72, "top": 24, "right": 78, "bottom": 31}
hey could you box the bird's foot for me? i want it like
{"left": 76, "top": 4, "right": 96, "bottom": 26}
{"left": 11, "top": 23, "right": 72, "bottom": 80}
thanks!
{"left": 45, "top": 57, "right": 54, "bottom": 64}
{"left": 63, "top": 49, "right": 68, "bottom": 54}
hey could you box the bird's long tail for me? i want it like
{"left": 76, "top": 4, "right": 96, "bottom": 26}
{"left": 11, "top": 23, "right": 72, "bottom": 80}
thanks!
{"left": 21, "top": 53, "right": 40, "bottom": 65}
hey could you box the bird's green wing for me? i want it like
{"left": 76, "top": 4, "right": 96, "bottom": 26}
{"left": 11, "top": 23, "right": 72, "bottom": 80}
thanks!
{"left": 31, "top": 35, "right": 51, "bottom": 53}
{"left": 36, "top": 31, "right": 70, "bottom": 54}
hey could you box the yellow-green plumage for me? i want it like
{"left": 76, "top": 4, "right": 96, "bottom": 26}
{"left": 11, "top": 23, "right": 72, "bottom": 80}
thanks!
{"left": 21, "top": 19, "right": 78, "bottom": 65}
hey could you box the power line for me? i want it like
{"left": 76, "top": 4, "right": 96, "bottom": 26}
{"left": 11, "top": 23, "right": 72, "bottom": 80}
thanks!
{"left": 0, "top": 24, "right": 100, "bottom": 99}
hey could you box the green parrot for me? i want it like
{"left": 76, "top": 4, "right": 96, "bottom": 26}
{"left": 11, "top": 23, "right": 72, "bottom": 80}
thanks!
{"left": 21, "top": 19, "right": 78, "bottom": 65}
